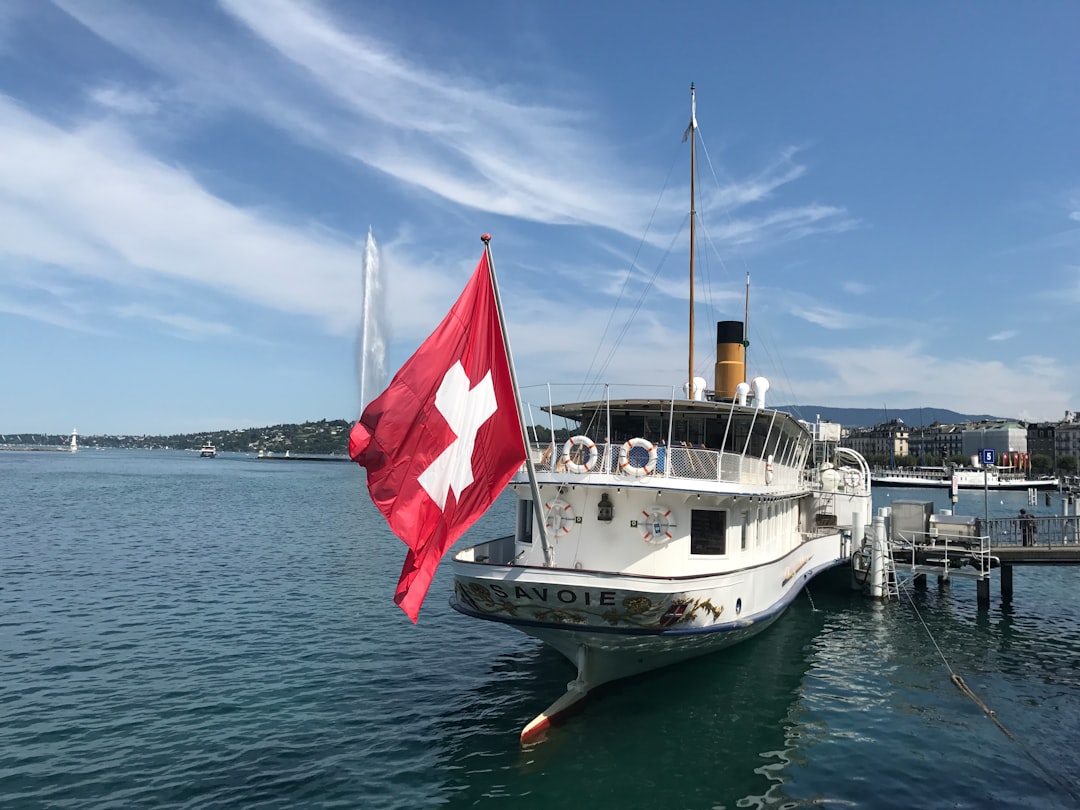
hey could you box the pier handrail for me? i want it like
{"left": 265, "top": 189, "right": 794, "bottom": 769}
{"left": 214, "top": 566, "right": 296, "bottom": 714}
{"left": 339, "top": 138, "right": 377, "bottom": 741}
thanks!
{"left": 891, "top": 529, "right": 994, "bottom": 579}
{"left": 983, "top": 515, "right": 1080, "bottom": 549}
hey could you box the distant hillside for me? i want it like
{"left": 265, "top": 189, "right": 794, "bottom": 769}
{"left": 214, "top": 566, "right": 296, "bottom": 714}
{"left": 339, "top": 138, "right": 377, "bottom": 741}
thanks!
{"left": 774, "top": 406, "right": 1008, "bottom": 429}
{"left": 4, "top": 407, "right": 1017, "bottom": 452}
{"left": 3, "top": 419, "right": 354, "bottom": 454}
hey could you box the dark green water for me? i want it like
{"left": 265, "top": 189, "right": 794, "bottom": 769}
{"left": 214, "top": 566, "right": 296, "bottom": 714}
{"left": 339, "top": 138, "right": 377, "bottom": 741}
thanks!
{"left": 2, "top": 450, "right": 1078, "bottom": 808}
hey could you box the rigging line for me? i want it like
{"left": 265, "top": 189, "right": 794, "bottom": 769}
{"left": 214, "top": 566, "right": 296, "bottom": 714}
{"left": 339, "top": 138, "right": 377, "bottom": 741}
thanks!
{"left": 697, "top": 127, "right": 804, "bottom": 401}
{"left": 695, "top": 127, "right": 756, "bottom": 283}
{"left": 577, "top": 145, "right": 684, "bottom": 401}
{"left": 892, "top": 574, "right": 955, "bottom": 677}
{"left": 693, "top": 214, "right": 735, "bottom": 373}
{"left": 586, "top": 214, "right": 691, "bottom": 394}
{"left": 690, "top": 143, "right": 722, "bottom": 373}
{"left": 692, "top": 129, "right": 743, "bottom": 375}
{"left": 892, "top": 576, "right": 1080, "bottom": 807}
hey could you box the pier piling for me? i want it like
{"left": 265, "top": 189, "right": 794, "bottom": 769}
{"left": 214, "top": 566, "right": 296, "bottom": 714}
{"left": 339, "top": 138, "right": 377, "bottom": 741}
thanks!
{"left": 1000, "top": 564, "right": 1014, "bottom": 601}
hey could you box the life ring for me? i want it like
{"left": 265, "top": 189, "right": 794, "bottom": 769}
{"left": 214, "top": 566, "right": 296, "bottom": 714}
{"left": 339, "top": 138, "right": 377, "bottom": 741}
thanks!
{"left": 543, "top": 498, "right": 575, "bottom": 535}
{"left": 619, "top": 437, "right": 657, "bottom": 477}
{"left": 560, "top": 435, "right": 598, "bottom": 474}
{"left": 843, "top": 467, "right": 862, "bottom": 490}
{"left": 765, "top": 454, "right": 775, "bottom": 484}
{"left": 641, "top": 507, "right": 676, "bottom": 544}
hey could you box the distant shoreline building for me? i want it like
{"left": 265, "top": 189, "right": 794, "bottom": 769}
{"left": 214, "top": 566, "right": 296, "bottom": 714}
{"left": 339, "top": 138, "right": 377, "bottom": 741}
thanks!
{"left": 845, "top": 411, "right": 1080, "bottom": 474}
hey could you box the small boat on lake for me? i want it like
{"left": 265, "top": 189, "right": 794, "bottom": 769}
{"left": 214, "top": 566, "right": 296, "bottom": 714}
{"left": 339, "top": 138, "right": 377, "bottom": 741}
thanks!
{"left": 199, "top": 442, "right": 217, "bottom": 458}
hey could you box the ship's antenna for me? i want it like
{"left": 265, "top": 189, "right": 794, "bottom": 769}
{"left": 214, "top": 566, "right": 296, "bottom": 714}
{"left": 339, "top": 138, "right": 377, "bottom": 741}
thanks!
{"left": 744, "top": 272, "right": 750, "bottom": 381}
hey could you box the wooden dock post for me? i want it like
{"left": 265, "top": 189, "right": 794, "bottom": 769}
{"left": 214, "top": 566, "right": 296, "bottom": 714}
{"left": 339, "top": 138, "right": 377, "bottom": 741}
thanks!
{"left": 977, "top": 577, "right": 990, "bottom": 607}
{"left": 1000, "top": 564, "right": 1013, "bottom": 601}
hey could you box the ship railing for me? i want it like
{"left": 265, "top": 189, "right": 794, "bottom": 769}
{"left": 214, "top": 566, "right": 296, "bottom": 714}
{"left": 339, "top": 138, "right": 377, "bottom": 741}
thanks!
{"left": 524, "top": 441, "right": 799, "bottom": 486}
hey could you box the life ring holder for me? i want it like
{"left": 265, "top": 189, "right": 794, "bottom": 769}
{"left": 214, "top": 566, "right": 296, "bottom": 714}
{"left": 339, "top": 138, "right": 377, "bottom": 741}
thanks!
{"left": 560, "top": 435, "right": 598, "bottom": 474}
{"left": 619, "top": 437, "right": 657, "bottom": 477}
{"left": 641, "top": 507, "right": 675, "bottom": 544}
{"left": 765, "top": 454, "right": 775, "bottom": 484}
{"left": 543, "top": 498, "right": 575, "bottom": 535}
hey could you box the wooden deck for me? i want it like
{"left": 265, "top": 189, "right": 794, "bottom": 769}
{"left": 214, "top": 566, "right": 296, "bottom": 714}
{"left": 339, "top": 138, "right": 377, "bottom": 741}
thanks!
{"left": 991, "top": 545, "right": 1080, "bottom": 565}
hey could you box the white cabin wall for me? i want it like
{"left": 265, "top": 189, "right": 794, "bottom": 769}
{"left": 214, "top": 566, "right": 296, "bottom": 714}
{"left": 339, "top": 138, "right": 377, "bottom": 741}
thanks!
{"left": 514, "top": 487, "right": 824, "bottom": 578}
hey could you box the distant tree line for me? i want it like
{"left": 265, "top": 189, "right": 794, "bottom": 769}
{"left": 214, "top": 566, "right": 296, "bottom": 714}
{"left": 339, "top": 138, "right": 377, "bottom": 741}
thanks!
{"left": 1, "top": 420, "right": 354, "bottom": 455}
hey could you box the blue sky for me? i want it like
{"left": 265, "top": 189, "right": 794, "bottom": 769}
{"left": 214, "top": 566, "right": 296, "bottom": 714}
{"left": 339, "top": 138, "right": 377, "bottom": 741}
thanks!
{"left": 1, "top": 1, "right": 1078, "bottom": 435}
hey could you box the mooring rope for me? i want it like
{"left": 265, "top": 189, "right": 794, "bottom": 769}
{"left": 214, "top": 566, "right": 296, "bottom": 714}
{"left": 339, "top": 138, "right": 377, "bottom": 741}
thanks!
{"left": 892, "top": 574, "right": 1080, "bottom": 806}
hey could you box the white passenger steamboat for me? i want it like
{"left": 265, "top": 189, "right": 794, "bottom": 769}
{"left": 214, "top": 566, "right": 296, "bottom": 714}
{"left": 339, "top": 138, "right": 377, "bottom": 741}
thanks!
{"left": 450, "top": 85, "right": 873, "bottom": 742}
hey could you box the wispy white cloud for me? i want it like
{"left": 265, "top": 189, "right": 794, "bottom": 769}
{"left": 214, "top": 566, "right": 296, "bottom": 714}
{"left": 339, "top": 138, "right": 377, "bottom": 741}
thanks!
{"left": 0, "top": 94, "right": 365, "bottom": 333}
{"left": 54, "top": 0, "right": 851, "bottom": 251}
{"left": 770, "top": 289, "right": 891, "bottom": 331}
{"left": 1068, "top": 191, "right": 1080, "bottom": 222}
{"left": 112, "top": 304, "right": 233, "bottom": 340}
{"left": 0, "top": 291, "right": 101, "bottom": 333}
{"left": 842, "top": 280, "right": 871, "bottom": 295}
{"left": 87, "top": 84, "right": 159, "bottom": 116}
{"left": 988, "top": 329, "right": 1017, "bottom": 341}
{"left": 787, "top": 342, "right": 1072, "bottom": 422}
{"left": 703, "top": 204, "right": 856, "bottom": 249}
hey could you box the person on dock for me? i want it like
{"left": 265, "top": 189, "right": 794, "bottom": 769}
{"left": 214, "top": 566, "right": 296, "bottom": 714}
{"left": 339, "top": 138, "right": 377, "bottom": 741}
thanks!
{"left": 1018, "top": 509, "right": 1037, "bottom": 547}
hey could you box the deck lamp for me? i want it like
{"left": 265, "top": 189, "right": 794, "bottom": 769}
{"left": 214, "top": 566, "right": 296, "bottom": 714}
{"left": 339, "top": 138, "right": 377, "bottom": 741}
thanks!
{"left": 597, "top": 493, "right": 614, "bottom": 522}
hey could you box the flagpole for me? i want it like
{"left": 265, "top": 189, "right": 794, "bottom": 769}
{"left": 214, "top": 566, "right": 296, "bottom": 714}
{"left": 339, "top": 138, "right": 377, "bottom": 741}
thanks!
{"left": 481, "top": 234, "right": 554, "bottom": 567}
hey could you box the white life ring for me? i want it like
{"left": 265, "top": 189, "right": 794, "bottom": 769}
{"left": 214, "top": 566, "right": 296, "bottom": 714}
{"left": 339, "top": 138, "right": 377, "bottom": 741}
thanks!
{"left": 619, "top": 437, "right": 657, "bottom": 477}
{"left": 843, "top": 467, "right": 862, "bottom": 490}
{"left": 641, "top": 507, "right": 676, "bottom": 544}
{"left": 543, "top": 498, "right": 575, "bottom": 535}
{"left": 765, "top": 454, "right": 775, "bottom": 484}
{"left": 560, "top": 435, "right": 598, "bottom": 474}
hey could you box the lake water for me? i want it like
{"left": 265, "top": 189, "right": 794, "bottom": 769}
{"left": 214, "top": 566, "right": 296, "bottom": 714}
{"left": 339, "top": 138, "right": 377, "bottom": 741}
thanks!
{"left": 2, "top": 450, "right": 1079, "bottom": 809}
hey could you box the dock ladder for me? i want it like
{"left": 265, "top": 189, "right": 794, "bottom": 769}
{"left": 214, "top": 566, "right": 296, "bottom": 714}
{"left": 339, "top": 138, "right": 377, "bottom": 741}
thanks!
{"left": 883, "top": 542, "right": 900, "bottom": 601}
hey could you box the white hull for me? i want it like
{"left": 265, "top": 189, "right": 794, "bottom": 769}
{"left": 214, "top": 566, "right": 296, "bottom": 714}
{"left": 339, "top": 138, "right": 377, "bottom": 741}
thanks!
{"left": 454, "top": 532, "right": 847, "bottom": 688}
{"left": 451, "top": 424, "right": 871, "bottom": 740}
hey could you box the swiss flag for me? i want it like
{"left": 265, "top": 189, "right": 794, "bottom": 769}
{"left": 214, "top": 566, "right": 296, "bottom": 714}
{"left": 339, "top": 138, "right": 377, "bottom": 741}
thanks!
{"left": 349, "top": 248, "right": 525, "bottom": 622}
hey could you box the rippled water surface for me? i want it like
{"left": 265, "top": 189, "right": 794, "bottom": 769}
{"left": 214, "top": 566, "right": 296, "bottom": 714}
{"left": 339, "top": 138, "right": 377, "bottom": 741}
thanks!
{"left": 2, "top": 450, "right": 1079, "bottom": 808}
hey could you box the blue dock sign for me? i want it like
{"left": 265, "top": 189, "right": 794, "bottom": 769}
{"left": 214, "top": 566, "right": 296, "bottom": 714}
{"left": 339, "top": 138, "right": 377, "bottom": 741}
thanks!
{"left": 980, "top": 448, "right": 995, "bottom": 466}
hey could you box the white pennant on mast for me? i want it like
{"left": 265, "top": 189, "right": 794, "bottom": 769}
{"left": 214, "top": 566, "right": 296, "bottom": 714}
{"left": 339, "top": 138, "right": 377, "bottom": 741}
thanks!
{"left": 682, "top": 82, "right": 697, "bottom": 142}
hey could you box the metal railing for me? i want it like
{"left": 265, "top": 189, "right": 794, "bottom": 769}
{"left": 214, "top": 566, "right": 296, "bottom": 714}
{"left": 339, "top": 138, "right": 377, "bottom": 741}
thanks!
{"left": 526, "top": 440, "right": 801, "bottom": 487}
{"left": 983, "top": 515, "right": 1080, "bottom": 548}
{"left": 891, "top": 530, "right": 994, "bottom": 579}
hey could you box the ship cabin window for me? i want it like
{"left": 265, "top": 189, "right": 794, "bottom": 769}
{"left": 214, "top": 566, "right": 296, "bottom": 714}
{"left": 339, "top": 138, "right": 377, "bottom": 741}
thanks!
{"left": 516, "top": 500, "right": 534, "bottom": 544}
{"left": 741, "top": 511, "right": 750, "bottom": 550}
{"left": 691, "top": 509, "right": 727, "bottom": 555}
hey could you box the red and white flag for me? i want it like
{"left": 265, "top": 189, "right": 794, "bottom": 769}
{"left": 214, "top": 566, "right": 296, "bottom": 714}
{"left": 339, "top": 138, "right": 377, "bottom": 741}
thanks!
{"left": 349, "top": 249, "right": 524, "bottom": 622}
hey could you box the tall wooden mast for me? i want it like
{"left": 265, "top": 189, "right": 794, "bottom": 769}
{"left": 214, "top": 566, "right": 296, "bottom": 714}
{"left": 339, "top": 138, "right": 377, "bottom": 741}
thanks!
{"left": 687, "top": 82, "right": 697, "bottom": 399}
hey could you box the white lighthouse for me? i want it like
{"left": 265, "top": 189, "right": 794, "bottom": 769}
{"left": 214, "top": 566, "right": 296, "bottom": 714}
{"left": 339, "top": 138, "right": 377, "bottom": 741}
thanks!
{"left": 70, "top": 428, "right": 78, "bottom": 453}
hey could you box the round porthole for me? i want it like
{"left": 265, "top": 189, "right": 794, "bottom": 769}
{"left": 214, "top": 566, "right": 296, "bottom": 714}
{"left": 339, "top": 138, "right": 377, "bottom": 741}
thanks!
{"left": 735, "top": 598, "right": 742, "bottom": 615}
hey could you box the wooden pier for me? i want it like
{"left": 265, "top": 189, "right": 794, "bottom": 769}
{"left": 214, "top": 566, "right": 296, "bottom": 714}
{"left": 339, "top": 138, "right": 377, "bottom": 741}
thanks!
{"left": 985, "top": 514, "right": 1080, "bottom": 601}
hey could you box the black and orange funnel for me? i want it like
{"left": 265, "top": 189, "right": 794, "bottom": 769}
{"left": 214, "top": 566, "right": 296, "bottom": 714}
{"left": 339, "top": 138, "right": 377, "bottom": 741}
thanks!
{"left": 714, "top": 320, "right": 745, "bottom": 399}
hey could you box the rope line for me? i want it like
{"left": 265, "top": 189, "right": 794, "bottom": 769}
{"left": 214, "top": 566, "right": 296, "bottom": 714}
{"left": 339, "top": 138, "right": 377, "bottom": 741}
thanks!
{"left": 891, "top": 573, "right": 1080, "bottom": 805}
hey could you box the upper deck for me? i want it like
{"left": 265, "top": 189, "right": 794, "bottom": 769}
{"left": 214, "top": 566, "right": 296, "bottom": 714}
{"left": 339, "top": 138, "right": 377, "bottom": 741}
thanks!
{"left": 519, "top": 393, "right": 820, "bottom": 491}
